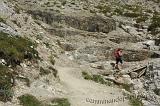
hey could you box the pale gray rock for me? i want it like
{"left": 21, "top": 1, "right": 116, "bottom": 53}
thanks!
{"left": 0, "top": 22, "right": 18, "bottom": 35}
{"left": 130, "top": 72, "right": 138, "bottom": 79}
{"left": 0, "top": 1, "right": 14, "bottom": 18}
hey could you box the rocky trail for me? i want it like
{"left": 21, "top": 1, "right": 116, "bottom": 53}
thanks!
{"left": 55, "top": 55, "right": 130, "bottom": 106}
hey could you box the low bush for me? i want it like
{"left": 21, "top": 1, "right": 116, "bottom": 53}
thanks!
{"left": 51, "top": 98, "right": 70, "bottom": 106}
{"left": 123, "top": 12, "right": 141, "bottom": 18}
{"left": 18, "top": 94, "right": 42, "bottom": 106}
{"left": 0, "top": 32, "right": 39, "bottom": 66}
{"left": 129, "top": 97, "right": 143, "bottom": 106}
{"left": 95, "top": 5, "right": 111, "bottom": 14}
{"left": 136, "top": 16, "right": 149, "bottom": 23}
{"left": 0, "top": 64, "right": 14, "bottom": 102}
{"left": 82, "top": 71, "right": 112, "bottom": 86}
{"left": 148, "top": 13, "right": 160, "bottom": 35}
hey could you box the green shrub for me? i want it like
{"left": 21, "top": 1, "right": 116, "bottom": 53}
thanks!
{"left": 0, "top": 32, "right": 39, "bottom": 66}
{"left": 0, "top": 17, "right": 6, "bottom": 23}
{"left": 120, "top": 83, "right": 132, "bottom": 92}
{"left": 95, "top": 5, "right": 111, "bottom": 14}
{"left": 0, "top": 64, "right": 14, "bottom": 102}
{"left": 148, "top": 13, "right": 160, "bottom": 35}
{"left": 82, "top": 71, "right": 92, "bottom": 80}
{"left": 40, "top": 67, "right": 51, "bottom": 76}
{"left": 123, "top": 93, "right": 143, "bottom": 106}
{"left": 82, "top": 72, "right": 112, "bottom": 86}
{"left": 145, "top": 9, "right": 153, "bottom": 13}
{"left": 123, "top": 5, "right": 141, "bottom": 12}
{"left": 114, "top": 8, "right": 123, "bottom": 15}
{"left": 136, "top": 16, "right": 149, "bottom": 23}
{"left": 51, "top": 98, "right": 70, "bottom": 106}
{"left": 129, "top": 97, "right": 143, "bottom": 106}
{"left": 92, "top": 75, "right": 105, "bottom": 84}
{"left": 123, "top": 12, "right": 141, "bottom": 18}
{"left": 18, "top": 94, "right": 42, "bottom": 106}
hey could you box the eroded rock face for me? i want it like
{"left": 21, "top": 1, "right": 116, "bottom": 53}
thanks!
{"left": 70, "top": 48, "right": 160, "bottom": 63}
{"left": 73, "top": 46, "right": 112, "bottom": 62}
{"left": 27, "top": 10, "right": 116, "bottom": 33}
{"left": 109, "top": 36, "right": 140, "bottom": 44}
{"left": 123, "top": 50, "right": 151, "bottom": 62}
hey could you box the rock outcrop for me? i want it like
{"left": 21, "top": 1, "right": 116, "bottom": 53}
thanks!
{"left": 27, "top": 10, "right": 116, "bottom": 33}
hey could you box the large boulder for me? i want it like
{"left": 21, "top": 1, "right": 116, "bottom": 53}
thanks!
{"left": 123, "top": 50, "right": 151, "bottom": 62}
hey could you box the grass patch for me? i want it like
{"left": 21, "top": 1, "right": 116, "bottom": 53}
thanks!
{"left": 123, "top": 12, "right": 141, "bottom": 18}
{"left": 123, "top": 5, "right": 142, "bottom": 13}
{"left": 51, "top": 98, "right": 70, "bottom": 106}
{"left": 136, "top": 16, "right": 149, "bottom": 23}
{"left": 120, "top": 83, "right": 132, "bottom": 92}
{"left": 0, "top": 17, "right": 6, "bottom": 23}
{"left": 82, "top": 71, "right": 92, "bottom": 80}
{"left": 0, "top": 32, "right": 39, "bottom": 66}
{"left": 148, "top": 12, "right": 160, "bottom": 35}
{"left": 82, "top": 71, "right": 112, "bottom": 86}
{"left": 18, "top": 94, "right": 71, "bottom": 106}
{"left": 95, "top": 5, "right": 111, "bottom": 14}
{"left": 0, "top": 64, "right": 14, "bottom": 102}
{"left": 18, "top": 94, "right": 43, "bottom": 106}
{"left": 129, "top": 97, "right": 143, "bottom": 106}
{"left": 114, "top": 8, "right": 123, "bottom": 15}
{"left": 123, "top": 93, "right": 143, "bottom": 106}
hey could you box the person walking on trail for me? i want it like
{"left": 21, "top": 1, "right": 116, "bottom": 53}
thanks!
{"left": 114, "top": 48, "right": 123, "bottom": 70}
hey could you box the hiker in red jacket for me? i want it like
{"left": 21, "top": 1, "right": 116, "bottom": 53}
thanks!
{"left": 114, "top": 48, "right": 123, "bottom": 70}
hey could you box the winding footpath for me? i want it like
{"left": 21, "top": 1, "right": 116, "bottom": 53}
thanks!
{"left": 55, "top": 55, "right": 130, "bottom": 106}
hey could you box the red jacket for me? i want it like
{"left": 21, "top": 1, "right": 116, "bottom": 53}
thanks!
{"left": 114, "top": 49, "right": 122, "bottom": 58}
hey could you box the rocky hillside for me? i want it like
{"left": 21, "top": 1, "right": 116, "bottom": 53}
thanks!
{"left": 0, "top": 0, "right": 160, "bottom": 106}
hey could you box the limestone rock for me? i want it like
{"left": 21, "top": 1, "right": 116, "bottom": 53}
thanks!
{"left": 57, "top": 41, "right": 76, "bottom": 51}
{"left": 123, "top": 50, "right": 151, "bottom": 62}
{"left": 0, "top": 23, "right": 18, "bottom": 35}
{"left": 132, "top": 79, "right": 144, "bottom": 90}
{"left": 130, "top": 72, "right": 138, "bottom": 79}
{"left": 115, "top": 75, "right": 133, "bottom": 85}
{"left": 90, "top": 63, "right": 104, "bottom": 69}
{"left": 27, "top": 10, "right": 116, "bottom": 33}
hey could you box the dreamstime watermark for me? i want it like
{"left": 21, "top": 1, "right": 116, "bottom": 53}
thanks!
{"left": 85, "top": 94, "right": 160, "bottom": 105}
{"left": 86, "top": 96, "right": 126, "bottom": 104}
